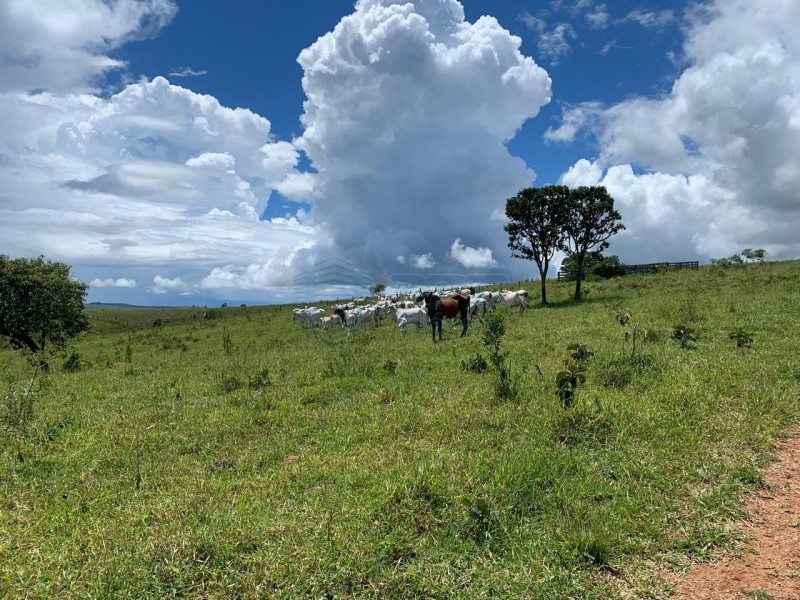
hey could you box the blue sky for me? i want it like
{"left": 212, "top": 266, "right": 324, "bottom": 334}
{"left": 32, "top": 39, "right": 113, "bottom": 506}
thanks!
{"left": 1, "top": 0, "right": 797, "bottom": 305}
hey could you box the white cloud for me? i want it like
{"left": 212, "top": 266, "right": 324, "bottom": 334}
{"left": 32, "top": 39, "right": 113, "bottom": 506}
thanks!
{"left": 599, "top": 39, "right": 633, "bottom": 56}
{"left": 449, "top": 238, "right": 499, "bottom": 268}
{"left": 545, "top": 102, "right": 603, "bottom": 143}
{"left": 0, "top": 75, "right": 318, "bottom": 300}
{"left": 90, "top": 277, "right": 137, "bottom": 288}
{"left": 185, "top": 152, "right": 236, "bottom": 171}
{"left": 168, "top": 67, "right": 207, "bottom": 78}
{"left": 413, "top": 253, "right": 436, "bottom": 269}
{"left": 558, "top": 0, "right": 800, "bottom": 261}
{"left": 0, "top": 0, "right": 177, "bottom": 94}
{"left": 519, "top": 12, "right": 545, "bottom": 33}
{"left": 151, "top": 275, "right": 188, "bottom": 294}
{"left": 586, "top": 5, "right": 610, "bottom": 29}
{"left": 539, "top": 23, "right": 576, "bottom": 65}
{"left": 623, "top": 9, "right": 675, "bottom": 29}
{"left": 0, "top": 0, "right": 554, "bottom": 303}
{"left": 297, "top": 0, "right": 551, "bottom": 281}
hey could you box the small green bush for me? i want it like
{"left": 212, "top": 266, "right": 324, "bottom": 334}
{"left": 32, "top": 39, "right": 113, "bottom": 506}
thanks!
{"left": 62, "top": 351, "right": 82, "bottom": 372}
{"left": 729, "top": 328, "right": 754, "bottom": 348}
{"left": 672, "top": 325, "right": 698, "bottom": 349}
{"left": 460, "top": 353, "right": 488, "bottom": 374}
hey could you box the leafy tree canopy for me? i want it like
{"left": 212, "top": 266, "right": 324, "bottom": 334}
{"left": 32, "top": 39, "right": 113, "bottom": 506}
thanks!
{"left": 559, "top": 252, "right": 604, "bottom": 281}
{"left": 369, "top": 283, "right": 386, "bottom": 297}
{"left": 593, "top": 254, "right": 627, "bottom": 279}
{"left": 558, "top": 186, "right": 625, "bottom": 300}
{"left": 0, "top": 255, "right": 90, "bottom": 364}
{"left": 504, "top": 185, "right": 571, "bottom": 304}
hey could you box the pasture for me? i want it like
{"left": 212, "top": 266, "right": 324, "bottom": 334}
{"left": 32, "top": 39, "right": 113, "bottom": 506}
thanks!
{"left": 2, "top": 262, "right": 800, "bottom": 598}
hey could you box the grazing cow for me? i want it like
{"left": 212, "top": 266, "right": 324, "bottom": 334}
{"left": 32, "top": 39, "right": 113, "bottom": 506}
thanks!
{"left": 478, "top": 291, "right": 501, "bottom": 309}
{"left": 334, "top": 306, "right": 376, "bottom": 329}
{"left": 389, "top": 305, "right": 428, "bottom": 333}
{"left": 417, "top": 291, "right": 471, "bottom": 341}
{"left": 334, "top": 307, "right": 359, "bottom": 329}
{"left": 499, "top": 290, "right": 529, "bottom": 313}
{"left": 302, "top": 307, "right": 325, "bottom": 326}
{"left": 319, "top": 315, "right": 343, "bottom": 330}
{"left": 293, "top": 307, "right": 324, "bottom": 326}
{"left": 469, "top": 297, "right": 488, "bottom": 324}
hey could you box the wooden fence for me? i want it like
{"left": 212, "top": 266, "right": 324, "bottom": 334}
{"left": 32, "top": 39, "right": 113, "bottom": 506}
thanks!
{"left": 623, "top": 261, "right": 699, "bottom": 275}
{"left": 558, "top": 260, "right": 698, "bottom": 280}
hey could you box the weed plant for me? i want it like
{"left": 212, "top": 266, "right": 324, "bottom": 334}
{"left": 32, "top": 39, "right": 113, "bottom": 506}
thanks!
{"left": 1, "top": 262, "right": 799, "bottom": 597}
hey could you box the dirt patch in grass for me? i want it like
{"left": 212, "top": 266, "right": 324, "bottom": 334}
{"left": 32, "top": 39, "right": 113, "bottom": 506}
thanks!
{"left": 669, "top": 427, "right": 800, "bottom": 599}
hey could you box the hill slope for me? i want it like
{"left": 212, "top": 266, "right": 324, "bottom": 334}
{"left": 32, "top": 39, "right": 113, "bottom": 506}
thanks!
{"left": 2, "top": 262, "right": 799, "bottom": 598}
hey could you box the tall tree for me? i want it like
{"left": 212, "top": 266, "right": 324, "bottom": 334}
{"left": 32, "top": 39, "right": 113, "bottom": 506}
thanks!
{"left": 559, "top": 186, "right": 625, "bottom": 301}
{"left": 0, "top": 255, "right": 90, "bottom": 370}
{"left": 504, "top": 185, "right": 570, "bottom": 305}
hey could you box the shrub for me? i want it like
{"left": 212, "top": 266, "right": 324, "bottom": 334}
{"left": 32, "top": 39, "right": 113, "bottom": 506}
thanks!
{"left": 711, "top": 254, "right": 744, "bottom": 269}
{"left": 461, "top": 496, "right": 496, "bottom": 543}
{"left": 741, "top": 248, "right": 767, "bottom": 263}
{"left": 556, "top": 360, "right": 585, "bottom": 409}
{"left": 222, "top": 333, "right": 234, "bottom": 355}
{"left": 62, "top": 351, "right": 82, "bottom": 372}
{"left": 461, "top": 353, "right": 489, "bottom": 374}
{"left": 729, "top": 328, "right": 754, "bottom": 348}
{"left": 482, "top": 313, "right": 519, "bottom": 401}
{"left": 672, "top": 325, "right": 698, "bottom": 349}
{"left": 568, "top": 343, "right": 593, "bottom": 366}
{"left": 221, "top": 376, "right": 241, "bottom": 393}
{"left": 248, "top": 368, "right": 271, "bottom": 390}
{"left": 593, "top": 255, "right": 626, "bottom": 279}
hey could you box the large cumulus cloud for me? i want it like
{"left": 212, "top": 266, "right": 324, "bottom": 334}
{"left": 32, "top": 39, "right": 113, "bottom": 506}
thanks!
{"left": 553, "top": 0, "right": 800, "bottom": 261}
{"left": 295, "top": 0, "right": 552, "bottom": 283}
{"left": 1, "top": 78, "right": 316, "bottom": 302}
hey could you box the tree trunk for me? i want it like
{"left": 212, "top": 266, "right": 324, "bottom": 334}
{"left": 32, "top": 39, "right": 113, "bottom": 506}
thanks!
{"left": 573, "top": 256, "right": 584, "bottom": 301}
{"left": 15, "top": 333, "right": 49, "bottom": 372}
{"left": 15, "top": 332, "right": 40, "bottom": 354}
{"left": 538, "top": 262, "right": 548, "bottom": 305}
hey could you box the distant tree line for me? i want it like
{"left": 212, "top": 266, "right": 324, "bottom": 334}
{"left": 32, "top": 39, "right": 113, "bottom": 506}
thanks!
{"left": 504, "top": 185, "right": 625, "bottom": 304}
{"left": 712, "top": 248, "right": 768, "bottom": 268}
{"left": 558, "top": 252, "right": 627, "bottom": 282}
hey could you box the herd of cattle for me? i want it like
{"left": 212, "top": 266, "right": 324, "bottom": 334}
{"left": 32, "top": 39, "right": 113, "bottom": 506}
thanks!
{"left": 291, "top": 289, "right": 530, "bottom": 333}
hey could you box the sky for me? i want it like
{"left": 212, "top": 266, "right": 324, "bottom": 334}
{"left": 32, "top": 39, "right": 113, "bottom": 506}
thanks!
{"left": 0, "top": 0, "right": 798, "bottom": 306}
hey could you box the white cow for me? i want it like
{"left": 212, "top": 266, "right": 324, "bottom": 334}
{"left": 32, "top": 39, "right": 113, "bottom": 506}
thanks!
{"left": 389, "top": 306, "right": 428, "bottom": 332}
{"left": 319, "top": 315, "right": 343, "bottom": 330}
{"left": 302, "top": 307, "right": 325, "bottom": 326}
{"left": 469, "top": 297, "right": 488, "bottom": 324}
{"left": 499, "top": 290, "right": 529, "bottom": 313}
{"left": 334, "top": 306, "right": 376, "bottom": 329}
{"left": 293, "top": 307, "right": 324, "bottom": 325}
{"left": 478, "top": 291, "right": 501, "bottom": 309}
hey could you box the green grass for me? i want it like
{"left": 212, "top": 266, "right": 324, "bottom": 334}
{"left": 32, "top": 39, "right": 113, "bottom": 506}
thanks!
{"left": 2, "top": 262, "right": 799, "bottom": 598}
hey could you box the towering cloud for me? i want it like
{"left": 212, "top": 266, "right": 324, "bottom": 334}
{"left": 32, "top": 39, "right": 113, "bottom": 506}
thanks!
{"left": 296, "top": 0, "right": 552, "bottom": 282}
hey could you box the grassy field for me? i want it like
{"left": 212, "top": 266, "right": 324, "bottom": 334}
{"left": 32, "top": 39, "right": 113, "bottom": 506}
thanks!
{"left": 2, "top": 262, "right": 799, "bottom": 598}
